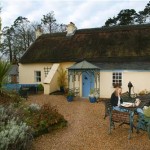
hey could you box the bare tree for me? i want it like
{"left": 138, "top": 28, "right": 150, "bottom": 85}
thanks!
{"left": 0, "top": 16, "right": 36, "bottom": 62}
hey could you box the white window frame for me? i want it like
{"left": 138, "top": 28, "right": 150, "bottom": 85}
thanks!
{"left": 34, "top": 71, "right": 41, "bottom": 82}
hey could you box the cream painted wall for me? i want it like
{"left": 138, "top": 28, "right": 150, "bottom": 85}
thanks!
{"left": 19, "top": 63, "right": 150, "bottom": 97}
{"left": 100, "top": 71, "right": 150, "bottom": 98}
{"left": 44, "top": 84, "right": 50, "bottom": 94}
{"left": 19, "top": 62, "right": 75, "bottom": 94}
{"left": 100, "top": 71, "right": 114, "bottom": 98}
{"left": 122, "top": 71, "right": 150, "bottom": 94}
{"left": 19, "top": 63, "right": 53, "bottom": 84}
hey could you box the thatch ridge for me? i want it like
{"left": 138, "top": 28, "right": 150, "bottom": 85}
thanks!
{"left": 20, "top": 24, "right": 150, "bottom": 64}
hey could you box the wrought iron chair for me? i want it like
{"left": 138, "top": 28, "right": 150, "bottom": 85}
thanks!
{"left": 103, "top": 99, "right": 112, "bottom": 119}
{"left": 136, "top": 101, "right": 150, "bottom": 139}
{"left": 108, "top": 109, "right": 134, "bottom": 139}
{"left": 136, "top": 113, "right": 150, "bottom": 139}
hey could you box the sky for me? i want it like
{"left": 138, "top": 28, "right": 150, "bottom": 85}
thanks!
{"left": 0, "top": 0, "right": 149, "bottom": 29}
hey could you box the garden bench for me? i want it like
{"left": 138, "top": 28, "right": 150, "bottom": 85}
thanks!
{"left": 19, "top": 88, "right": 28, "bottom": 100}
{"left": 21, "top": 84, "right": 38, "bottom": 94}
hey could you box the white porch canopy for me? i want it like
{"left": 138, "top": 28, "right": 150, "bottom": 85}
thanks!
{"left": 67, "top": 60, "right": 100, "bottom": 97}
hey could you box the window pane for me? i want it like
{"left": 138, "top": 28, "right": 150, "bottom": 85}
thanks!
{"left": 35, "top": 71, "right": 41, "bottom": 82}
{"left": 112, "top": 72, "right": 122, "bottom": 87}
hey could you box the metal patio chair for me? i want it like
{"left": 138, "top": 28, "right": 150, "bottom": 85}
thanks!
{"left": 108, "top": 109, "right": 134, "bottom": 139}
{"left": 103, "top": 99, "right": 112, "bottom": 119}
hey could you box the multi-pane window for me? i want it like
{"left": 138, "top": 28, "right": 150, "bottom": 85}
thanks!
{"left": 35, "top": 71, "right": 41, "bottom": 82}
{"left": 44, "top": 67, "right": 51, "bottom": 77}
{"left": 112, "top": 72, "right": 122, "bottom": 87}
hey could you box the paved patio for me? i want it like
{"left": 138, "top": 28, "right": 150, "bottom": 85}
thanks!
{"left": 27, "top": 94, "right": 150, "bottom": 150}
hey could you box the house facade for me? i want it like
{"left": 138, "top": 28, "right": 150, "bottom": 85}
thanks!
{"left": 19, "top": 23, "right": 150, "bottom": 98}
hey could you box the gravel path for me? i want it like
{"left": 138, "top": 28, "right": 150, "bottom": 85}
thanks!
{"left": 27, "top": 94, "right": 150, "bottom": 150}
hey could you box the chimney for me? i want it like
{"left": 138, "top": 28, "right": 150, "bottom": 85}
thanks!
{"left": 66, "top": 22, "right": 77, "bottom": 37}
{"left": 35, "top": 25, "right": 43, "bottom": 39}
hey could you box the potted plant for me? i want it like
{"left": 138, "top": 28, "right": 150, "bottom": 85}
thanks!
{"left": 66, "top": 90, "right": 74, "bottom": 102}
{"left": 89, "top": 88, "right": 98, "bottom": 103}
{"left": 57, "top": 68, "right": 67, "bottom": 93}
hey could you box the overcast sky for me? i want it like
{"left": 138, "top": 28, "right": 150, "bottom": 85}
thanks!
{"left": 1, "top": 0, "right": 149, "bottom": 29}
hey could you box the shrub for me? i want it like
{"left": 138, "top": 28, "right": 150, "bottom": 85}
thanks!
{"left": 28, "top": 103, "right": 41, "bottom": 112}
{"left": 0, "top": 61, "right": 11, "bottom": 93}
{"left": 0, "top": 105, "right": 33, "bottom": 150}
{"left": 139, "top": 89, "right": 150, "bottom": 95}
{"left": 0, "top": 90, "right": 23, "bottom": 106}
{"left": 67, "top": 90, "right": 75, "bottom": 97}
{"left": 37, "top": 84, "right": 44, "bottom": 91}
{"left": 24, "top": 103, "right": 67, "bottom": 137}
{"left": 144, "top": 106, "right": 150, "bottom": 118}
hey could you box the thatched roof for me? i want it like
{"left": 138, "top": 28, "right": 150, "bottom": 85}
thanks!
{"left": 20, "top": 24, "right": 150, "bottom": 64}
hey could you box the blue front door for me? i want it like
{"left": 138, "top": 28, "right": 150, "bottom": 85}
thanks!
{"left": 82, "top": 72, "right": 94, "bottom": 97}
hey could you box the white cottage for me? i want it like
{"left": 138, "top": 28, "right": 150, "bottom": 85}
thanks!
{"left": 19, "top": 23, "right": 150, "bottom": 98}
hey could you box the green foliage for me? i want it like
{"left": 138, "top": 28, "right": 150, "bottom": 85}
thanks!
{"left": 0, "top": 90, "right": 23, "bottom": 106}
{"left": 117, "top": 9, "right": 137, "bottom": 25}
{"left": 89, "top": 88, "right": 99, "bottom": 99}
{"left": 41, "top": 11, "right": 57, "bottom": 33}
{"left": 90, "top": 88, "right": 94, "bottom": 94}
{"left": 24, "top": 103, "right": 67, "bottom": 137}
{"left": 104, "top": 1, "right": 150, "bottom": 26}
{"left": 105, "top": 17, "right": 117, "bottom": 27}
{"left": 67, "top": 90, "right": 75, "bottom": 97}
{"left": 89, "top": 89, "right": 95, "bottom": 98}
{"left": 28, "top": 103, "right": 41, "bottom": 113}
{"left": 37, "top": 84, "right": 44, "bottom": 91}
{"left": 0, "top": 105, "right": 33, "bottom": 150}
{"left": 1, "top": 17, "right": 36, "bottom": 62}
{"left": 144, "top": 106, "right": 150, "bottom": 118}
{"left": 139, "top": 89, "right": 150, "bottom": 95}
{"left": 57, "top": 67, "right": 67, "bottom": 89}
{"left": 0, "top": 60, "right": 11, "bottom": 92}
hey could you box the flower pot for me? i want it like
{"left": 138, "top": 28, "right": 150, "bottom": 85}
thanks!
{"left": 67, "top": 96, "right": 74, "bottom": 102}
{"left": 89, "top": 97, "right": 97, "bottom": 103}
